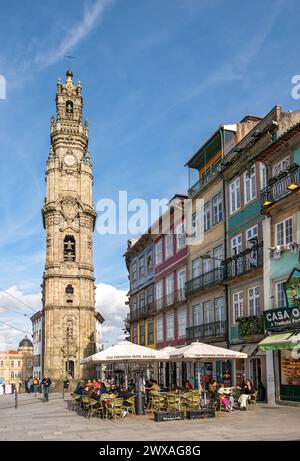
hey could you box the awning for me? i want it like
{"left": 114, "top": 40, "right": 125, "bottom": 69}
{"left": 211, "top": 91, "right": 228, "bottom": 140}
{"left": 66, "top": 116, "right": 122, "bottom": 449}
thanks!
{"left": 258, "top": 331, "right": 300, "bottom": 351}
{"left": 230, "top": 344, "right": 244, "bottom": 352}
{"left": 242, "top": 344, "right": 258, "bottom": 356}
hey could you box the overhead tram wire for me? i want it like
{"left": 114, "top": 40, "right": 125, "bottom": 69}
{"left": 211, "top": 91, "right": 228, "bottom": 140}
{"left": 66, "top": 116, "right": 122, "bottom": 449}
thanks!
{"left": 0, "top": 287, "right": 38, "bottom": 313}
{"left": 0, "top": 305, "right": 30, "bottom": 318}
{"left": 0, "top": 320, "right": 31, "bottom": 335}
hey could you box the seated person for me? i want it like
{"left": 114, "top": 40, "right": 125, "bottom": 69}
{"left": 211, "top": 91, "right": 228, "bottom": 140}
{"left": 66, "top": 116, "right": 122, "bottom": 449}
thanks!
{"left": 217, "top": 384, "right": 234, "bottom": 412}
{"left": 117, "top": 385, "right": 132, "bottom": 401}
{"left": 184, "top": 380, "right": 193, "bottom": 390}
{"left": 208, "top": 379, "right": 218, "bottom": 397}
{"left": 99, "top": 383, "right": 107, "bottom": 395}
{"left": 128, "top": 379, "right": 135, "bottom": 391}
{"left": 108, "top": 384, "right": 117, "bottom": 395}
{"left": 218, "top": 384, "right": 234, "bottom": 411}
{"left": 238, "top": 379, "right": 255, "bottom": 410}
{"left": 145, "top": 379, "right": 160, "bottom": 392}
{"left": 74, "top": 381, "right": 84, "bottom": 396}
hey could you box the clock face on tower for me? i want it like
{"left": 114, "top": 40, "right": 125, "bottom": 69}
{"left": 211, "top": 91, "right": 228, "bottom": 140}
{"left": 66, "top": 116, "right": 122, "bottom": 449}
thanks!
{"left": 64, "top": 153, "right": 76, "bottom": 167}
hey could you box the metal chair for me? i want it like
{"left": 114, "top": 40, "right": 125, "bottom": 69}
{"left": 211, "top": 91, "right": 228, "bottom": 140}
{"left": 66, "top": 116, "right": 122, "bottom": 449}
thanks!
{"left": 106, "top": 398, "right": 124, "bottom": 420}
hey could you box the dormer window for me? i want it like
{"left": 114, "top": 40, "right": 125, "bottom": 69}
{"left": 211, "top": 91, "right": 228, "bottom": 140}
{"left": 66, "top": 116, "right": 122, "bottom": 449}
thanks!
{"left": 66, "top": 100, "right": 73, "bottom": 115}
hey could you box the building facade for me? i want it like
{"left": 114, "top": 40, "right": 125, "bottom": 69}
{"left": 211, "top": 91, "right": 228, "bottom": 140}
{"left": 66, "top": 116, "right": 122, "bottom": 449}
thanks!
{"left": 258, "top": 115, "right": 300, "bottom": 403}
{"left": 0, "top": 336, "right": 33, "bottom": 391}
{"left": 36, "top": 70, "right": 104, "bottom": 387}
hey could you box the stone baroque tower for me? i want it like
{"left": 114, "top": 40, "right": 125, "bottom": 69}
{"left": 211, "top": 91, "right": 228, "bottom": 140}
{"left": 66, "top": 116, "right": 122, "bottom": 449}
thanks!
{"left": 42, "top": 70, "right": 96, "bottom": 385}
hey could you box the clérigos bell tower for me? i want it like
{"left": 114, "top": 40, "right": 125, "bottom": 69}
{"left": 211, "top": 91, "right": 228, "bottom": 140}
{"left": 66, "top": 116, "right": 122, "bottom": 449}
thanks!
{"left": 41, "top": 70, "right": 97, "bottom": 386}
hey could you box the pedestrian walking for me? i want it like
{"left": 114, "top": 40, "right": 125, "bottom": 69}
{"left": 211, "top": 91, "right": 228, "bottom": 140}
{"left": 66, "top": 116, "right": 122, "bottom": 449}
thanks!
{"left": 63, "top": 377, "right": 70, "bottom": 393}
{"left": 24, "top": 378, "right": 29, "bottom": 393}
{"left": 41, "top": 375, "right": 51, "bottom": 402}
{"left": 33, "top": 376, "right": 39, "bottom": 397}
{"left": 28, "top": 377, "right": 33, "bottom": 394}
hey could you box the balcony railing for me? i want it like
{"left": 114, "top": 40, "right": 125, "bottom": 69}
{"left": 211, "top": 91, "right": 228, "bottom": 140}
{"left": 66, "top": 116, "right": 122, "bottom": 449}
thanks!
{"left": 186, "top": 320, "right": 227, "bottom": 341}
{"left": 188, "top": 158, "right": 222, "bottom": 196}
{"left": 154, "top": 288, "right": 186, "bottom": 312}
{"left": 224, "top": 243, "right": 263, "bottom": 280}
{"left": 129, "top": 302, "right": 155, "bottom": 321}
{"left": 185, "top": 267, "right": 224, "bottom": 296}
{"left": 238, "top": 314, "right": 264, "bottom": 337}
{"left": 261, "top": 165, "right": 300, "bottom": 209}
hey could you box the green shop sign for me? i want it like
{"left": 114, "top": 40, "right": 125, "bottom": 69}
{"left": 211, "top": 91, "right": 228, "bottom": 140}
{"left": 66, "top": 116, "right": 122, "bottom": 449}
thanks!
{"left": 284, "top": 268, "right": 300, "bottom": 308}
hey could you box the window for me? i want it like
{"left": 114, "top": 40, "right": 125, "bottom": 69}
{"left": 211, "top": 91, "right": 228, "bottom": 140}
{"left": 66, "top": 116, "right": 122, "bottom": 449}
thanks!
{"left": 11, "top": 361, "right": 14, "bottom": 367}
{"left": 176, "top": 222, "right": 186, "bottom": 250}
{"left": 246, "top": 225, "right": 258, "bottom": 247}
{"left": 177, "top": 269, "right": 186, "bottom": 300}
{"left": 191, "top": 212, "right": 198, "bottom": 239}
{"left": 231, "top": 234, "right": 242, "bottom": 256}
{"left": 132, "top": 297, "right": 137, "bottom": 312}
{"left": 66, "top": 100, "right": 73, "bottom": 114}
{"left": 260, "top": 162, "right": 267, "bottom": 190}
{"left": 27, "top": 361, "right": 32, "bottom": 369}
{"left": 192, "top": 258, "right": 201, "bottom": 278}
{"left": 233, "top": 292, "right": 243, "bottom": 322}
{"left": 139, "top": 291, "right": 145, "bottom": 309}
{"left": 276, "top": 282, "right": 287, "bottom": 307}
{"left": 215, "top": 297, "right": 225, "bottom": 322}
{"left": 38, "top": 330, "right": 41, "bottom": 342}
{"left": 272, "top": 156, "right": 290, "bottom": 176}
{"left": 213, "top": 245, "right": 224, "bottom": 269}
{"left": 133, "top": 323, "right": 137, "bottom": 344}
{"left": 165, "top": 234, "right": 173, "bottom": 259}
{"left": 156, "top": 317, "right": 163, "bottom": 342}
{"left": 11, "top": 371, "right": 14, "bottom": 379}
{"left": 203, "top": 202, "right": 211, "bottom": 232}
{"left": 0, "top": 361, "right": 4, "bottom": 368}
{"left": 276, "top": 218, "right": 293, "bottom": 245}
{"left": 203, "top": 301, "right": 213, "bottom": 324}
{"left": 193, "top": 304, "right": 201, "bottom": 326}
{"left": 248, "top": 286, "right": 260, "bottom": 316}
{"left": 212, "top": 193, "right": 223, "bottom": 225}
{"left": 155, "top": 240, "right": 163, "bottom": 265}
{"left": 147, "top": 319, "right": 154, "bottom": 345}
{"left": 155, "top": 280, "right": 163, "bottom": 310}
{"left": 132, "top": 261, "right": 137, "bottom": 282}
{"left": 178, "top": 308, "right": 187, "bottom": 337}
{"left": 147, "top": 287, "right": 154, "bottom": 304}
{"left": 17, "top": 361, "right": 21, "bottom": 368}
{"left": 166, "top": 312, "right": 174, "bottom": 340}
{"left": 65, "top": 284, "right": 74, "bottom": 295}
{"left": 139, "top": 320, "right": 145, "bottom": 345}
{"left": 166, "top": 275, "right": 174, "bottom": 306}
{"left": 203, "top": 255, "right": 212, "bottom": 274}
{"left": 64, "top": 235, "right": 76, "bottom": 261}
{"left": 146, "top": 250, "right": 153, "bottom": 273}
{"left": 229, "top": 178, "right": 241, "bottom": 214}
{"left": 244, "top": 166, "right": 256, "bottom": 203}
{"left": 139, "top": 256, "right": 145, "bottom": 277}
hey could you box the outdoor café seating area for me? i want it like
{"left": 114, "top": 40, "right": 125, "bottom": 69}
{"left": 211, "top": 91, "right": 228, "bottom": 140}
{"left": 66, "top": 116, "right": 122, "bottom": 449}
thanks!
{"left": 68, "top": 377, "right": 258, "bottom": 422}
{"left": 72, "top": 340, "right": 258, "bottom": 421}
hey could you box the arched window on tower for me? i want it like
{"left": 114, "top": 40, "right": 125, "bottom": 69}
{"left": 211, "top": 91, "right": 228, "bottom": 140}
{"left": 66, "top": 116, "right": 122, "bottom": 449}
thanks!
{"left": 64, "top": 235, "right": 76, "bottom": 261}
{"left": 66, "top": 100, "right": 73, "bottom": 115}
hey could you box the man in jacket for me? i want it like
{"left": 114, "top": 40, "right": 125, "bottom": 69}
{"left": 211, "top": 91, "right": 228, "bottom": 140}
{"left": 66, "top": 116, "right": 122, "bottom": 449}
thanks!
{"left": 41, "top": 375, "right": 51, "bottom": 402}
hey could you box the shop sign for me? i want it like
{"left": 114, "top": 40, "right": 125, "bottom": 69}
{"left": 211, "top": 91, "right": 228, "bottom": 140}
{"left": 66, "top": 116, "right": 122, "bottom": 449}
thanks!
{"left": 284, "top": 268, "right": 300, "bottom": 308}
{"left": 264, "top": 306, "right": 300, "bottom": 331}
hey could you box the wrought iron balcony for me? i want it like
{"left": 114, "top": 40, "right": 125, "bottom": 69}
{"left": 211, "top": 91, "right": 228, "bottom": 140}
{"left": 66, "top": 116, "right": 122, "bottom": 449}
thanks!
{"left": 188, "top": 158, "right": 222, "bottom": 196}
{"left": 186, "top": 320, "right": 227, "bottom": 341}
{"left": 238, "top": 314, "right": 264, "bottom": 337}
{"left": 185, "top": 267, "right": 224, "bottom": 296}
{"left": 261, "top": 165, "right": 300, "bottom": 209}
{"left": 129, "top": 302, "right": 155, "bottom": 321}
{"left": 154, "top": 289, "right": 186, "bottom": 312}
{"left": 224, "top": 243, "right": 263, "bottom": 280}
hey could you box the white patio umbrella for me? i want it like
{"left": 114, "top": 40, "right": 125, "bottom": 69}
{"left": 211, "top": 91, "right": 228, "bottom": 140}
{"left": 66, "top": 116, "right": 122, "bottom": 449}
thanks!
{"left": 166, "top": 342, "right": 248, "bottom": 401}
{"left": 80, "top": 340, "right": 168, "bottom": 364}
{"left": 168, "top": 342, "right": 248, "bottom": 361}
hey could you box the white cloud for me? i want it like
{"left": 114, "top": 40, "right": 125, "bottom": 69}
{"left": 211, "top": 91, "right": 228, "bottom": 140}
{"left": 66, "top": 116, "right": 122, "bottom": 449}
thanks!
{"left": 35, "top": 0, "right": 113, "bottom": 68}
{"left": 95, "top": 282, "right": 128, "bottom": 347}
{"left": 0, "top": 282, "right": 128, "bottom": 350}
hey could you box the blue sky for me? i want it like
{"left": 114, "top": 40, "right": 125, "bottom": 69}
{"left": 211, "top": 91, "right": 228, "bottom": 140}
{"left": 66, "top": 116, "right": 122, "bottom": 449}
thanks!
{"left": 0, "top": 0, "right": 300, "bottom": 347}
